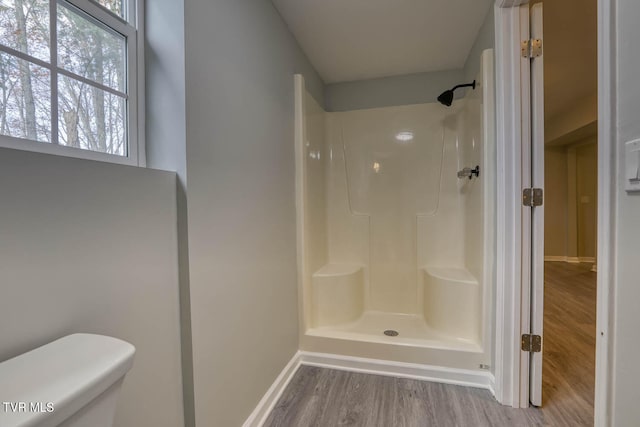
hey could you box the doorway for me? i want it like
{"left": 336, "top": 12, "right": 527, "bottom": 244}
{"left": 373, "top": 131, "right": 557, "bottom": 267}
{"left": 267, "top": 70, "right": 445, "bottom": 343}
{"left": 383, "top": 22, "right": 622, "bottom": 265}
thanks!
{"left": 534, "top": 0, "right": 598, "bottom": 424}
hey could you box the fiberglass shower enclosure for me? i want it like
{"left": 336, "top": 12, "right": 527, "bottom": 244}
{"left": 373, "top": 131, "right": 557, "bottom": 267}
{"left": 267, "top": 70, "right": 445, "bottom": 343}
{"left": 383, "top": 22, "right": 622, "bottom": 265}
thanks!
{"left": 295, "top": 50, "right": 495, "bottom": 373}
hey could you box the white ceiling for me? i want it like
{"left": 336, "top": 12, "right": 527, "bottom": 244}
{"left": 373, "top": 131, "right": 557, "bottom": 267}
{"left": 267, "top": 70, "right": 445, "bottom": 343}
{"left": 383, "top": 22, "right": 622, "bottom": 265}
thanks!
{"left": 272, "top": 0, "right": 494, "bottom": 84}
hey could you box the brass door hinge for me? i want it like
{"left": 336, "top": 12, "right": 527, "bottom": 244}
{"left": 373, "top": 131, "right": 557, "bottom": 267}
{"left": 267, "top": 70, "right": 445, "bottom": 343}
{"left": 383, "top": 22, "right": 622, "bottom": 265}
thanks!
{"left": 521, "top": 39, "right": 543, "bottom": 58}
{"left": 523, "top": 188, "right": 544, "bottom": 207}
{"left": 522, "top": 334, "right": 542, "bottom": 352}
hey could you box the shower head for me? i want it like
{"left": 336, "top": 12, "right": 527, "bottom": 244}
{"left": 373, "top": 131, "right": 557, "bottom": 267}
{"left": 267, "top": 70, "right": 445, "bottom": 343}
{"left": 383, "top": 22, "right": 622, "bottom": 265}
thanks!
{"left": 437, "top": 80, "right": 476, "bottom": 107}
{"left": 437, "top": 90, "right": 455, "bottom": 107}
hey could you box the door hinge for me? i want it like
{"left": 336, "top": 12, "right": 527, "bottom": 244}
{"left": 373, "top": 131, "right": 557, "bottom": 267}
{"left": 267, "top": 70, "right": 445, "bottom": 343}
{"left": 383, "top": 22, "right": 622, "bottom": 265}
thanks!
{"left": 521, "top": 39, "right": 543, "bottom": 58}
{"left": 523, "top": 188, "right": 544, "bottom": 207}
{"left": 521, "top": 334, "right": 542, "bottom": 352}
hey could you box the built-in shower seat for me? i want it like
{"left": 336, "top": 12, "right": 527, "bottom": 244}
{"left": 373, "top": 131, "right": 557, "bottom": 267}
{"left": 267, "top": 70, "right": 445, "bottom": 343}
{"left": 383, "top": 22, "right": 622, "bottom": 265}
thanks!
{"left": 311, "top": 264, "right": 364, "bottom": 327}
{"left": 421, "top": 266, "right": 481, "bottom": 343}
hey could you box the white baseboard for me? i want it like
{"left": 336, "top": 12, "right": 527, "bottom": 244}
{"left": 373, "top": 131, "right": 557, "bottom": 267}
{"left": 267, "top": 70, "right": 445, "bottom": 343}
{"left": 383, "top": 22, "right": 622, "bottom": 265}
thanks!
{"left": 544, "top": 256, "right": 568, "bottom": 262}
{"left": 544, "top": 256, "right": 596, "bottom": 264}
{"left": 299, "top": 351, "right": 493, "bottom": 390}
{"left": 488, "top": 375, "right": 496, "bottom": 397}
{"left": 243, "top": 351, "right": 302, "bottom": 427}
{"left": 243, "top": 351, "right": 495, "bottom": 426}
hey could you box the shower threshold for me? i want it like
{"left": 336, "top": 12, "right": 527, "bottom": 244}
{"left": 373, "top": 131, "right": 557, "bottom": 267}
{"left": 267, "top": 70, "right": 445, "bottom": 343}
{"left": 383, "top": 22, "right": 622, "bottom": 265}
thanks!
{"left": 306, "top": 311, "right": 481, "bottom": 353}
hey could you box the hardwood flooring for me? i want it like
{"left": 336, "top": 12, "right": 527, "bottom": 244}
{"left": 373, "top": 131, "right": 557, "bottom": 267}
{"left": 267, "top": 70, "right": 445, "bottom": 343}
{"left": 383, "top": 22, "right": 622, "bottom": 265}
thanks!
{"left": 541, "top": 262, "right": 597, "bottom": 426}
{"left": 264, "top": 366, "right": 544, "bottom": 426}
{"left": 264, "top": 262, "right": 597, "bottom": 427}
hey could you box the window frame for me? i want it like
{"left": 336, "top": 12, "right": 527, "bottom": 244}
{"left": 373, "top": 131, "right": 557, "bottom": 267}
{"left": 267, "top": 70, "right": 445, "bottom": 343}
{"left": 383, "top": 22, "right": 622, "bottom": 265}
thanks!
{"left": 0, "top": 0, "right": 145, "bottom": 167}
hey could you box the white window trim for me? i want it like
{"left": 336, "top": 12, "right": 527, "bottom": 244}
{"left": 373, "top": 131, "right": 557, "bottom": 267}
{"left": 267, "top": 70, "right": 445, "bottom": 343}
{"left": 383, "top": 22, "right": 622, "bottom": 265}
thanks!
{"left": 0, "top": 0, "right": 145, "bottom": 167}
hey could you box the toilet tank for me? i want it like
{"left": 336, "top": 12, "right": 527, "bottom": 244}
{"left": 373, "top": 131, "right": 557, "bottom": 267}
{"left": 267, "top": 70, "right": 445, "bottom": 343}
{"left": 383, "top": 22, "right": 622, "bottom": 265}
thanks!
{"left": 0, "top": 334, "right": 135, "bottom": 427}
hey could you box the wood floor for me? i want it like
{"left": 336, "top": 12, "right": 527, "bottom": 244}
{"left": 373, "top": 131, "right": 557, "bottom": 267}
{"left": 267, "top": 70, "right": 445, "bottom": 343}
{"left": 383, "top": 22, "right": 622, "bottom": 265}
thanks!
{"left": 540, "top": 262, "right": 597, "bottom": 426}
{"left": 264, "top": 262, "right": 596, "bottom": 427}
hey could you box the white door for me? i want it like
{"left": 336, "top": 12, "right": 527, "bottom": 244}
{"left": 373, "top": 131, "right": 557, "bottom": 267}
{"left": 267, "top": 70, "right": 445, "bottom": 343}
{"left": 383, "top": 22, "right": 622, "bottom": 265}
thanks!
{"left": 529, "top": 2, "right": 545, "bottom": 407}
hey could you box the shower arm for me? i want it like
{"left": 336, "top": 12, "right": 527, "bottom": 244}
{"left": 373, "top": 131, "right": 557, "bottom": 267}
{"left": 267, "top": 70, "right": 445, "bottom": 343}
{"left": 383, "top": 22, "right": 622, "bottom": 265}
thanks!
{"left": 450, "top": 82, "right": 476, "bottom": 92}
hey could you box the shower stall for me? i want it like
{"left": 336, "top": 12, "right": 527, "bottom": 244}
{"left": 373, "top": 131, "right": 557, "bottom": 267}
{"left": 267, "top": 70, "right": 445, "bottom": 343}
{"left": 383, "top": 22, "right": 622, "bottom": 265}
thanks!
{"left": 295, "top": 50, "right": 496, "bottom": 375}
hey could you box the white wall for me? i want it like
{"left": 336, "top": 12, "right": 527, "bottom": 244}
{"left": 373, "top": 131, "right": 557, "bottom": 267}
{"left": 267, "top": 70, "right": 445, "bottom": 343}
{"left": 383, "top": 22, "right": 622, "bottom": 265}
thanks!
{"left": 183, "top": 0, "right": 325, "bottom": 425}
{"left": 612, "top": 0, "right": 640, "bottom": 424}
{"left": 302, "top": 91, "right": 328, "bottom": 278}
{"left": 460, "top": 76, "right": 485, "bottom": 282}
{"left": 299, "top": 89, "right": 329, "bottom": 332}
{"left": 335, "top": 104, "right": 447, "bottom": 314}
{"left": 0, "top": 148, "right": 184, "bottom": 427}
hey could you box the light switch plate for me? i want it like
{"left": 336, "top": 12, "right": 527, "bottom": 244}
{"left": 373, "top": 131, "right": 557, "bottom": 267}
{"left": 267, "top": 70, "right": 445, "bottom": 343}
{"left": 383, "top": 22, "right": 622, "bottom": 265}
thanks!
{"left": 625, "top": 139, "right": 640, "bottom": 193}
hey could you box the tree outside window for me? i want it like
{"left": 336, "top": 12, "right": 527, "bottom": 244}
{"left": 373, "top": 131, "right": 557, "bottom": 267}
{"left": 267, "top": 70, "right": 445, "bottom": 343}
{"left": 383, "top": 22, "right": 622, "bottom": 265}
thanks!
{"left": 0, "top": 0, "right": 138, "bottom": 161}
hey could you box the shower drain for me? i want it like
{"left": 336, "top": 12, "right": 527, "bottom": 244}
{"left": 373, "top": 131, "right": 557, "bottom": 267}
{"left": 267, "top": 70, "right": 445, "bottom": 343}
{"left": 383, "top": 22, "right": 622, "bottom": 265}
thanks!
{"left": 383, "top": 330, "right": 399, "bottom": 337}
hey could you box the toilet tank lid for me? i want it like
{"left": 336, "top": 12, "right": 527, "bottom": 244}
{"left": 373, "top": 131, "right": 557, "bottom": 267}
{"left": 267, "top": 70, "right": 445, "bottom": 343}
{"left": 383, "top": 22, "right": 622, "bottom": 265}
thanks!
{"left": 0, "top": 334, "right": 135, "bottom": 427}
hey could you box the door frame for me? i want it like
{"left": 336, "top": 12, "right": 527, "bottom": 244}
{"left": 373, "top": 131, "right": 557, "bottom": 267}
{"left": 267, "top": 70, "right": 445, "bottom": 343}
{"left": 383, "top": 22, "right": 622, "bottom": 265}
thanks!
{"left": 492, "top": 0, "right": 530, "bottom": 409}
{"left": 492, "top": 0, "right": 615, "bottom": 425}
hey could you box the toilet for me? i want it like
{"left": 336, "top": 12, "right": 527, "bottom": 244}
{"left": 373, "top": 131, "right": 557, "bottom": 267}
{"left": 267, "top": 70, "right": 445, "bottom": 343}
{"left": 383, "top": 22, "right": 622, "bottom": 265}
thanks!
{"left": 0, "top": 334, "right": 135, "bottom": 427}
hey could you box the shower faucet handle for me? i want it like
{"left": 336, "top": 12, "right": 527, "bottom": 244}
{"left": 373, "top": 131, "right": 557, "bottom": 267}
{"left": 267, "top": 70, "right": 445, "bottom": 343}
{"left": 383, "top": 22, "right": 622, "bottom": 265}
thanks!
{"left": 457, "top": 168, "right": 471, "bottom": 179}
{"left": 457, "top": 166, "right": 480, "bottom": 180}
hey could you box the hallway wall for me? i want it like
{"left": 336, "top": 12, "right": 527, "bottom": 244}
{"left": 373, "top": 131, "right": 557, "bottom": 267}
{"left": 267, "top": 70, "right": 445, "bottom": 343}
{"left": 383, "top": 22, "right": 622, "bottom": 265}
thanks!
{"left": 544, "top": 137, "right": 597, "bottom": 261}
{"left": 538, "top": 0, "right": 598, "bottom": 264}
{"left": 575, "top": 142, "right": 598, "bottom": 259}
{"left": 544, "top": 146, "right": 569, "bottom": 257}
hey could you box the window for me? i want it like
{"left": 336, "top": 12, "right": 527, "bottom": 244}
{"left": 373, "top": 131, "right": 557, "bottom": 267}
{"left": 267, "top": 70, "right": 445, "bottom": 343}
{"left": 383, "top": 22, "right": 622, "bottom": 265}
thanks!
{"left": 0, "top": 0, "right": 142, "bottom": 165}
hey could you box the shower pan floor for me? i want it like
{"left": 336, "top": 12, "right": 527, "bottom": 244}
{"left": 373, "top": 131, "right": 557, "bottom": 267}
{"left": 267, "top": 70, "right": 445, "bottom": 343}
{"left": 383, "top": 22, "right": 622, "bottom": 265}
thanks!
{"left": 307, "top": 311, "right": 481, "bottom": 352}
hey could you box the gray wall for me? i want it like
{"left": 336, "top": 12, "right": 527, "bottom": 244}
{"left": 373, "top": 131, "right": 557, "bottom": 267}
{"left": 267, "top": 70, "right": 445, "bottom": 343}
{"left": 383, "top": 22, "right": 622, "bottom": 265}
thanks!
{"left": 324, "top": 5, "right": 494, "bottom": 112}
{"left": 324, "top": 69, "right": 465, "bottom": 111}
{"left": 183, "top": 0, "right": 324, "bottom": 425}
{"left": 463, "top": 5, "right": 495, "bottom": 83}
{"left": 0, "top": 149, "right": 184, "bottom": 427}
{"left": 612, "top": 0, "right": 640, "bottom": 424}
{"left": 145, "top": 0, "right": 194, "bottom": 425}
{"left": 146, "top": 0, "right": 187, "bottom": 181}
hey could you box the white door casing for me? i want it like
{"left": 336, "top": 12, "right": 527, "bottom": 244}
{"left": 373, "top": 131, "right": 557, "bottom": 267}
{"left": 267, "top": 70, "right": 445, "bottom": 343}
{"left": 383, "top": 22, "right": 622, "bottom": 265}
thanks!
{"left": 517, "top": 3, "right": 533, "bottom": 409}
{"left": 493, "top": 1, "right": 531, "bottom": 408}
{"left": 529, "top": 2, "right": 545, "bottom": 407}
{"left": 494, "top": 1, "right": 614, "bottom": 425}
